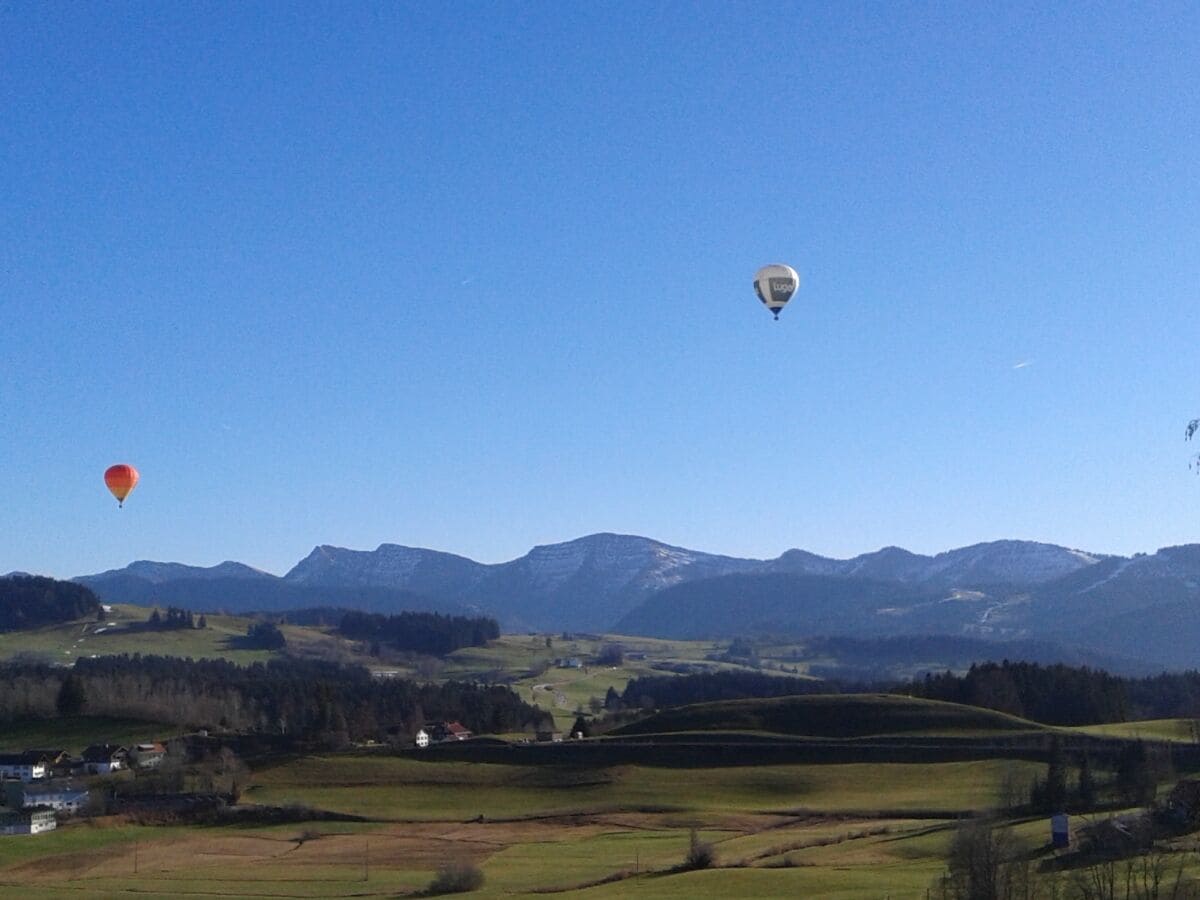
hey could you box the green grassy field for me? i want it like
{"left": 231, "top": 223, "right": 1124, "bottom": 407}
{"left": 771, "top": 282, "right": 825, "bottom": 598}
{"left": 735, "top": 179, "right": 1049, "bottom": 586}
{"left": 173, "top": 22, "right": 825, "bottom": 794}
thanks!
{"left": 0, "top": 605, "right": 385, "bottom": 670}
{"left": 0, "top": 607, "right": 273, "bottom": 665}
{"left": 1071, "top": 718, "right": 1200, "bottom": 743}
{"left": 4, "top": 618, "right": 1199, "bottom": 897}
{"left": 1, "top": 718, "right": 1194, "bottom": 898}
{"left": 247, "top": 753, "right": 1042, "bottom": 819}
{"left": 443, "top": 633, "right": 774, "bottom": 730}
{"left": 0, "top": 716, "right": 177, "bottom": 753}
{"left": 0, "top": 750, "right": 1066, "bottom": 899}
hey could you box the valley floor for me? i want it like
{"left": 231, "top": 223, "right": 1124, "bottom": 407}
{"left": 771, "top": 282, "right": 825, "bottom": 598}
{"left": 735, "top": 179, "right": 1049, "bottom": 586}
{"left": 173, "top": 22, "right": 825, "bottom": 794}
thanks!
{"left": 4, "top": 750, "right": 1198, "bottom": 899}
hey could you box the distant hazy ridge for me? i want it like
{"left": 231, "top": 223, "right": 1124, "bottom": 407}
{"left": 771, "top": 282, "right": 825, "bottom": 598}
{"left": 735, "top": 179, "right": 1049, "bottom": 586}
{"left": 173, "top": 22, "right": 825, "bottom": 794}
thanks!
{"left": 71, "top": 534, "right": 1200, "bottom": 669}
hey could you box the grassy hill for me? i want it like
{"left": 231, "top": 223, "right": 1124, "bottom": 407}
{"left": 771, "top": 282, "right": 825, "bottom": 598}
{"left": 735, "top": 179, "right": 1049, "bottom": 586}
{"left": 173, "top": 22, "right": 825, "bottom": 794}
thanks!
{"left": 611, "top": 693, "right": 1048, "bottom": 739}
{"left": 0, "top": 604, "right": 370, "bottom": 667}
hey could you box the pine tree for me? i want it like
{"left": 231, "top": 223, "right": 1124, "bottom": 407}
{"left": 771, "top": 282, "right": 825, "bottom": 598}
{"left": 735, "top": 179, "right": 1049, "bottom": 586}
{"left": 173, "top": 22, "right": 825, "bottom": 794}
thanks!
{"left": 1078, "top": 753, "right": 1097, "bottom": 809}
{"left": 56, "top": 674, "right": 87, "bottom": 716}
{"left": 1044, "top": 738, "right": 1068, "bottom": 812}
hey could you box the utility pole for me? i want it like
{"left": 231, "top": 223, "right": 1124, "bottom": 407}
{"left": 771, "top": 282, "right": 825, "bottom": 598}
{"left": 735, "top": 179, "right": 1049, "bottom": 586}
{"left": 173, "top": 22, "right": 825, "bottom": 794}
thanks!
{"left": 363, "top": 837, "right": 369, "bottom": 882}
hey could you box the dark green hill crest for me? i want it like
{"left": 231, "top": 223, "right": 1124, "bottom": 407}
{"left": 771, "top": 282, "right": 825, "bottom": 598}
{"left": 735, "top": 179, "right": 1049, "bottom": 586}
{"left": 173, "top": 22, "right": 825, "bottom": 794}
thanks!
{"left": 614, "top": 693, "right": 1045, "bottom": 739}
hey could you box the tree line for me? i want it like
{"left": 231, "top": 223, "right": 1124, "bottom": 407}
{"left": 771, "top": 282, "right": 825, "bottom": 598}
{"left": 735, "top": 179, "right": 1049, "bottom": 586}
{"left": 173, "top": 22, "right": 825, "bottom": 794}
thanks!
{"left": 904, "top": 661, "right": 1129, "bottom": 725}
{"left": 903, "top": 661, "right": 1200, "bottom": 725}
{"left": 0, "top": 575, "right": 102, "bottom": 631}
{"left": 619, "top": 670, "right": 837, "bottom": 711}
{"left": 336, "top": 610, "right": 500, "bottom": 656}
{"left": 0, "top": 655, "right": 547, "bottom": 742}
{"left": 621, "top": 662, "right": 1200, "bottom": 727}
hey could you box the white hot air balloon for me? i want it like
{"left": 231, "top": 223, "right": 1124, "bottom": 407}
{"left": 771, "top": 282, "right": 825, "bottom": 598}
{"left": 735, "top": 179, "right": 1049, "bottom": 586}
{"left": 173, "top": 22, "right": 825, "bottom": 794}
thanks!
{"left": 753, "top": 264, "right": 800, "bottom": 320}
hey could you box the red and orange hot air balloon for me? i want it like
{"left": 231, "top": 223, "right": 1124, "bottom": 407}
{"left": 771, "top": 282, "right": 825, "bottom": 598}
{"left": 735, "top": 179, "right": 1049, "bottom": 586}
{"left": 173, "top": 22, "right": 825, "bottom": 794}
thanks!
{"left": 104, "top": 464, "right": 139, "bottom": 508}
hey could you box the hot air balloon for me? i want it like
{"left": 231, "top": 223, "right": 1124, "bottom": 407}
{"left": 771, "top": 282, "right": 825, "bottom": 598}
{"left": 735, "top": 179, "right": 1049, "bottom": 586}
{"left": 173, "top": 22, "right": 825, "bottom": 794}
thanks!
{"left": 104, "top": 464, "right": 139, "bottom": 508}
{"left": 753, "top": 264, "right": 800, "bottom": 320}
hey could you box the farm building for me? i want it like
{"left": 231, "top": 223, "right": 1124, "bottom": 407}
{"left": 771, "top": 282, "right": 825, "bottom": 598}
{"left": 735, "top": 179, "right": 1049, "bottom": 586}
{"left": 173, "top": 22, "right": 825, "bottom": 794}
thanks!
{"left": 0, "top": 752, "right": 46, "bottom": 782}
{"left": 78, "top": 744, "right": 128, "bottom": 775}
{"left": 24, "top": 750, "right": 71, "bottom": 777}
{"left": 130, "top": 742, "right": 167, "bottom": 769}
{"left": 535, "top": 731, "right": 564, "bottom": 743}
{"left": 4, "top": 782, "right": 90, "bottom": 814}
{"left": 422, "top": 722, "right": 472, "bottom": 743}
{"left": 0, "top": 808, "right": 56, "bottom": 835}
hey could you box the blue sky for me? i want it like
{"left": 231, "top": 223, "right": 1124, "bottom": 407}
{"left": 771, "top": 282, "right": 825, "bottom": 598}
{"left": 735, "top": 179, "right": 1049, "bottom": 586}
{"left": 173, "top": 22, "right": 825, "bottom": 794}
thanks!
{"left": 3, "top": 2, "right": 1198, "bottom": 578}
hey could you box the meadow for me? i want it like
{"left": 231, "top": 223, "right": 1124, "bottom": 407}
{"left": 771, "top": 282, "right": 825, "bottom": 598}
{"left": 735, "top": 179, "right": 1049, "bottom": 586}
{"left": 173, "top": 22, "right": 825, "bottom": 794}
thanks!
{"left": 0, "top": 750, "right": 1036, "bottom": 898}
{"left": 12, "top": 740, "right": 1196, "bottom": 899}
{"left": 4, "top": 623, "right": 1200, "bottom": 897}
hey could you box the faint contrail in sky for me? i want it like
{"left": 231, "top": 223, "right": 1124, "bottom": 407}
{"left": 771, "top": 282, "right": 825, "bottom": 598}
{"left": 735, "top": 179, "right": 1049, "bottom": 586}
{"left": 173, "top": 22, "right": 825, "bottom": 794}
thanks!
{"left": 1012, "top": 360, "right": 1033, "bottom": 369}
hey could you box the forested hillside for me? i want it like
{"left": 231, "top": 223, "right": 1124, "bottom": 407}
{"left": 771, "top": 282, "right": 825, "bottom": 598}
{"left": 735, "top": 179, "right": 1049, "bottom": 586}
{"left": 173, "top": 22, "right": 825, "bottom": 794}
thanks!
{"left": 337, "top": 610, "right": 499, "bottom": 655}
{"left": 904, "top": 662, "right": 1200, "bottom": 725}
{"left": 0, "top": 655, "right": 548, "bottom": 740}
{"left": 619, "top": 662, "right": 1200, "bottom": 729}
{"left": 0, "top": 575, "right": 101, "bottom": 631}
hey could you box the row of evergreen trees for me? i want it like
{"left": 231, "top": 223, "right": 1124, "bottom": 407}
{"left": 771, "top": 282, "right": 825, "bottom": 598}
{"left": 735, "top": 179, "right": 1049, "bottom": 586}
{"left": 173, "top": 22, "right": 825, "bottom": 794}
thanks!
{"left": 1026, "top": 737, "right": 1168, "bottom": 812}
{"left": 337, "top": 610, "right": 500, "bottom": 656}
{"left": 147, "top": 606, "right": 207, "bottom": 629}
{"left": 620, "top": 670, "right": 833, "bottom": 710}
{"left": 0, "top": 575, "right": 101, "bottom": 631}
{"left": 904, "top": 661, "right": 1200, "bottom": 724}
{"left": 621, "top": 661, "right": 1200, "bottom": 728}
{"left": 905, "top": 661, "right": 1128, "bottom": 725}
{"left": 0, "top": 655, "right": 547, "bottom": 741}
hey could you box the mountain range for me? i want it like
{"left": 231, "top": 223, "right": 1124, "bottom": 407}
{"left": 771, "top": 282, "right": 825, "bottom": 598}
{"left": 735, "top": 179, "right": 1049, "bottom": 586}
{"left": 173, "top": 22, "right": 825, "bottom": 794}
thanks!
{"left": 72, "top": 534, "right": 1200, "bottom": 669}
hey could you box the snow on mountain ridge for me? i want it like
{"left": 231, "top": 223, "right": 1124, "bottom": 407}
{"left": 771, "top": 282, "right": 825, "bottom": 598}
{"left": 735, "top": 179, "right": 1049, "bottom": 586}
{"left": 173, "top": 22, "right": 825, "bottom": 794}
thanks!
{"left": 519, "top": 534, "right": 710, "bottom": 593}
{"left": 285, "top": 543, "right": 485, "bottom": 586}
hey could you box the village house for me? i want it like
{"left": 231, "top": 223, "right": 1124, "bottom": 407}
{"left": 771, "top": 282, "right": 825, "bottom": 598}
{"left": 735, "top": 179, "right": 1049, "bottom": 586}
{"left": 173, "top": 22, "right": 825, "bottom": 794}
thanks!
{"left": 0, "top": 752, "right": 46, "bottom": 782}
{"left": 24, "top": 750, "right": 71, "bottom": 778}
{"left": 417, "top": 722, "right": 472, "bottom": 746}
{"left": 4, "top": 782, "right": 90, "bottom": 814}
{"left": 130, "top": 742, "right": 167, "bottom": 769}
{"left": 78, "top": 744, "right": 128, "bottom": 775}
{"left": 535, "top": 730, "right": 564, "bottom": 743}
{"left": 0, "top": 808, "right": 56, "bottom": 836}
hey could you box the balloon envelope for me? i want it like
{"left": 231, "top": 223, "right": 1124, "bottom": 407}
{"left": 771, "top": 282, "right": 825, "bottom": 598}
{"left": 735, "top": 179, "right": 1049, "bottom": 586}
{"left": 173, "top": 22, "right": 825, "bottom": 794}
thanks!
{"left": 104, "top": 464, "right": 139, "bottom": 507}
{"left": 753, "top": 264, "right": 800, "bottom": 319}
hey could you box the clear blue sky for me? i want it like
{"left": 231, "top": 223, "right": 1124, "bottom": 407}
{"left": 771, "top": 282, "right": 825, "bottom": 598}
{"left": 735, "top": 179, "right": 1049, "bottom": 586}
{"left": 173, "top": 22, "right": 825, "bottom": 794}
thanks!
{"left": 3, "top": 2, "right": 1198, "bottom": 578}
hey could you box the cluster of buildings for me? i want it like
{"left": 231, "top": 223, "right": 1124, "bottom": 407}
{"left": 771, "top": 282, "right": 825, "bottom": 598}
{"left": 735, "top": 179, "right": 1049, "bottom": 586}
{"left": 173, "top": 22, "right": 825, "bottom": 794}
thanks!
{"left": 414, "top": 721, "right": 472, "bottom": 748}
{"left": 412, "top": 721, "right": 574, "bottom": 748}
{"left": 0, "top": 742, "right": 167, "bottom": 836}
